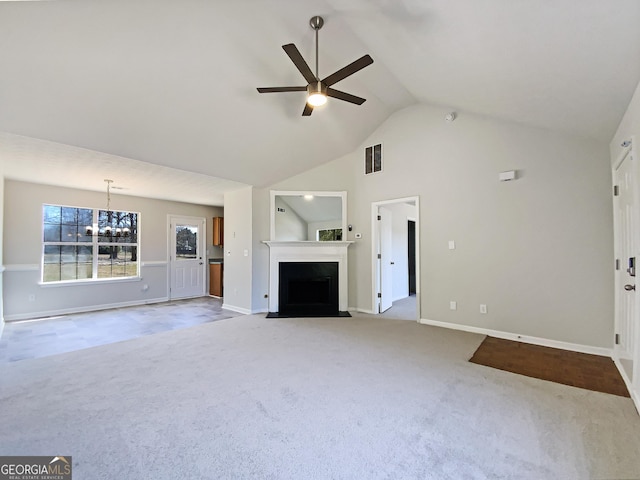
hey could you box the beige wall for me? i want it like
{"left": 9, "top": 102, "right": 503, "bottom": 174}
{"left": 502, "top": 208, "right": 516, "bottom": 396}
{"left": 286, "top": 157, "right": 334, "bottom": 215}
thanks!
{"left": 0, "top": 171, "right": 4, "bottom": 325}
{"left": 223, "top": 186, "right": 254, "bottom": 314}
{"left": 610, "top": 81, "right": 640, "bottom": 161}
{"left": 3, "top": 180, "right": 222, "bottom": 320}
{"left": 261, "top": 103, "right": 614, "bottom": 348}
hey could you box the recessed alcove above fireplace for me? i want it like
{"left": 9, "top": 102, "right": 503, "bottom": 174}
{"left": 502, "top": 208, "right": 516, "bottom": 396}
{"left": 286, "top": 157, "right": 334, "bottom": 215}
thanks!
{"left": 263, "top": 241, "right": 352, "bottom": 317}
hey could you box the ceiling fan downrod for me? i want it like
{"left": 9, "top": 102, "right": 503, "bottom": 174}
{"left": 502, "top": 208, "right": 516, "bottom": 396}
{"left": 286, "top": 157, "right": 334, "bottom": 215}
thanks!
{"left": 310, "top": 16, "right": 324, "bottom": 80}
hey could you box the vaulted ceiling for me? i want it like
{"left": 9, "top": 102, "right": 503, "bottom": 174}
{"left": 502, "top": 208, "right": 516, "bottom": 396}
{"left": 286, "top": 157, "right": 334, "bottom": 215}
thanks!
{"left": 1, "top": 0, "right": 639, "bottom": 205}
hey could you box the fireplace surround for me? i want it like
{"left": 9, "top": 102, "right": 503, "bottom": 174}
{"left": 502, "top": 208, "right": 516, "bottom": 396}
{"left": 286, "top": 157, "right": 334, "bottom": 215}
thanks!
{"left": 263, "top": 241, "right": 352, "bottom": 317}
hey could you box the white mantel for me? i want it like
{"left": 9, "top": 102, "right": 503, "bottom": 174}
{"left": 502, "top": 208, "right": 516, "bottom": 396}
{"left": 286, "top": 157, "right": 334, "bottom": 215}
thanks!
{"left": 263, "top": 241, "right": 353, "bottom": 313}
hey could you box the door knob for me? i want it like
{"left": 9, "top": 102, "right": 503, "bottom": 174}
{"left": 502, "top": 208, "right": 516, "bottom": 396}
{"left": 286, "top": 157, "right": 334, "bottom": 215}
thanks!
{"left": 624, "top": 284, "right": 635, "bottom": 291}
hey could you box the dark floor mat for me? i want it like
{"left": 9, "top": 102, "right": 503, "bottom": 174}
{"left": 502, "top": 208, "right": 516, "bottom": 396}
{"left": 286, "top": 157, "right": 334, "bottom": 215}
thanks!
{"left": 469, "top": 336, "right": 630, "bottom": 397}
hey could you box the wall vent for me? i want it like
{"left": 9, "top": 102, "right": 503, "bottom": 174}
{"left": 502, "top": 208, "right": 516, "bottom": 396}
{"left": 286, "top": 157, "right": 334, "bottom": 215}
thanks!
{"left": 365, "top": 144, "right": 382, "bottom": 175}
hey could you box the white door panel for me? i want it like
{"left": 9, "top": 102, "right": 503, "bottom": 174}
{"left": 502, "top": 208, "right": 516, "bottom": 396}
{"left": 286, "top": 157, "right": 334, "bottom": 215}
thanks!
{"left": 614, "top": 149, "right": 637, "bottom": 382}
{"left": 379, "top": 206, "right": 393, "bottom": 313}
{"left": 170, "top": 216, "right": 206, "bottom": 299}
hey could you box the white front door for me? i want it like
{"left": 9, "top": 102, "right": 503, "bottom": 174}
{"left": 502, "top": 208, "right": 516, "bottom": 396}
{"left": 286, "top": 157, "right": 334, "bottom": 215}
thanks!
{"left": 614, "top": 147, "right": 639, "bottom": 385}
{"left": 169, "top": 216, "right": 206, "bottom": 299}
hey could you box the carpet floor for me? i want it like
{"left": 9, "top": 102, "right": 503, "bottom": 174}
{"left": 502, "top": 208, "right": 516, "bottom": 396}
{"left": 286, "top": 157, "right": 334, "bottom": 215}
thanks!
{"left": 1, "top": 313, "right": 639, "bottom": 479}
{"left": 469, "top": 336, "right": 630, "bottom": 397}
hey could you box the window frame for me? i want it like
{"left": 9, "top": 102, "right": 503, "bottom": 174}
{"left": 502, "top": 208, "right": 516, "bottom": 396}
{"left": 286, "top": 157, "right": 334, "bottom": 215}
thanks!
{"left": 41, "top": 203, "right": 141, "bottom": 285}
{"left": 316, "top": 228, "right": 343, "bottom": 241}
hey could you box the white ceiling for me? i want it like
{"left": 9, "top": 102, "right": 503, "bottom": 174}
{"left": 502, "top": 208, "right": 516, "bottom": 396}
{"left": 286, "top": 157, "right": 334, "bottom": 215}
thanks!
{"left": 1, "top": 0, "right": 639, "bottom": 205}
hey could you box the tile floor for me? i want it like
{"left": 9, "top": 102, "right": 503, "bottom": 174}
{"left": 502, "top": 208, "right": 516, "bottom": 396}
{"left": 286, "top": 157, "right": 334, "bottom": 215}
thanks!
{"left": 0, "top": 296, "right": 243, "bottom": 363}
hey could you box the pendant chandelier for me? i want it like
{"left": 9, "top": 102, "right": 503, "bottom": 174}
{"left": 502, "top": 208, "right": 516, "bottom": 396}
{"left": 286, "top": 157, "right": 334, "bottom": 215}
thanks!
{"left": 85, "top": 179, "right": 130, "bottom": 237}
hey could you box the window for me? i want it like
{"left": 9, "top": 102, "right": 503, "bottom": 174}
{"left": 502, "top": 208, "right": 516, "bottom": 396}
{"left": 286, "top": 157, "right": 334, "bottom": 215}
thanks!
{"left": 365, "top": 143, "right": 382, "bottom": 174}
{"left": 43, "top": 204, "right": 139, "bottom": 283}
{"left": 317, "top": 228, "right": 343, "bottom": 241}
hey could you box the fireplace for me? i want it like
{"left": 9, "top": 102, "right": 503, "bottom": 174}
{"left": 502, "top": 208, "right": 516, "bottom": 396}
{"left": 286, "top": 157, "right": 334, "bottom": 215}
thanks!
{"left": 263, "top": 241, "right": 353, "bottom": 318}
{"left": 279, "top": 262, "right": 338, "bottom": 316}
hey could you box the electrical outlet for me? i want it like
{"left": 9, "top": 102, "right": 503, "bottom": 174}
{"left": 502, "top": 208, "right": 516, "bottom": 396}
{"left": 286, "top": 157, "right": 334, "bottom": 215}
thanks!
{"left": 480, "top": 304, "right": 488, "bottom": 314}
{"left": 450, "top": 301, "right": 457, "bottom": 310}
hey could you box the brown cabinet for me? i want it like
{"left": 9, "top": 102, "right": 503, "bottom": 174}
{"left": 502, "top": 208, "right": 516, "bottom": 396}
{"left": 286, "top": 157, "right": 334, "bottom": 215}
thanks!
{"left": 212, "top": 217, "right": 224, "bottom": 246}
{"left": 209, "top": 263, "right": 223, "bottom": 297}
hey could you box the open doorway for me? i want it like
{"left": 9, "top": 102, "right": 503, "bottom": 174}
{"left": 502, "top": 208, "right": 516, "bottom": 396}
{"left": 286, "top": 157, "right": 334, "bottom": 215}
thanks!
{"left": 372, "top": 197, "right": 420, "bottom": 321}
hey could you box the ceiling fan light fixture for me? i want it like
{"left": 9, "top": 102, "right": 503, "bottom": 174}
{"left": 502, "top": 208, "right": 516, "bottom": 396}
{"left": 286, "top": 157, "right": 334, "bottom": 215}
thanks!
{"left": 307, "top": 81, "right": 327, "bottom": 107}
{"left": 257, "top": 15, "right": 373, "bottom": 116}
{"left": 307, "top": 92, "right": 327, "bottom": 107}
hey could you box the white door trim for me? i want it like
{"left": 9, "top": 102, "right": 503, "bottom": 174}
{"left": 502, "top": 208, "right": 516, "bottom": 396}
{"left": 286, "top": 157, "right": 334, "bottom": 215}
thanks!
{"left": 371, "top": 196, "right": 421, "bottom": 321}
{"left": 612, "top": 136, "right": 640, "bottom": 410}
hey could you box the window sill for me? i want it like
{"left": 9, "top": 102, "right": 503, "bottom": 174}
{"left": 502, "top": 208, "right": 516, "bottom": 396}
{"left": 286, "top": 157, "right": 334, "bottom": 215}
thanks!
{"left": 39, "top": 277, "right": 142, "bottom": 287}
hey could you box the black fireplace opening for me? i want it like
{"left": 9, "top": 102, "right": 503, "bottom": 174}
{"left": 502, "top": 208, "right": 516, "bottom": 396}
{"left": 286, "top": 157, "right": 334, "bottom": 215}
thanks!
{"left": 272, "top": 261, "right": 349, "bottom": 317}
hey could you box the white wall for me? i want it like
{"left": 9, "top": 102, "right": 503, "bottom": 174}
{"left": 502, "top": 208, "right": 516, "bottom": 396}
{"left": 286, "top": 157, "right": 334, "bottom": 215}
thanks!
{"left": 251, "top": 187, "right": 270, "bottom": 313}
{"left": 2, "top": 180, "right": 222, "bottom": 320}
{"left": 0, "top": 171, "right": 4, "bottom": 328}
{"left": 262, "top": 104, "right": 613, "bottom": 349}
{"left": 274, "top": 196, "right": 307, "bottom": 241}
{"left": 223, "top": 186, "right": 253, "bottom": 314}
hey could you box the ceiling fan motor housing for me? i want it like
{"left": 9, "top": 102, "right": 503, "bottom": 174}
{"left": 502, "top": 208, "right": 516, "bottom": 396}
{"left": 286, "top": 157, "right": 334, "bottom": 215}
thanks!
{"left": 307, "top": 81, "right": 327, "bottom": 96}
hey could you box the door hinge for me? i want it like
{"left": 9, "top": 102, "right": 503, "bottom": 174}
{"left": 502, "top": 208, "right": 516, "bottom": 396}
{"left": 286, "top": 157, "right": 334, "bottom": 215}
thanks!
{"left": 614, "top": 185, "right": 619, "bottom": 196}
{"left": 616, "top": 258, "right": 620, "bottom": 270}
{"left": 377, "top": 292, "right": 382, "bottom": 298}
{"left": 377, "top": 215, "right": 381, "bottom": 221}
{"left": 615, "top": 333, "right": 620, "bottom": 345}
{"left": 377, "top": 253, "right": 381, "bottom": 259}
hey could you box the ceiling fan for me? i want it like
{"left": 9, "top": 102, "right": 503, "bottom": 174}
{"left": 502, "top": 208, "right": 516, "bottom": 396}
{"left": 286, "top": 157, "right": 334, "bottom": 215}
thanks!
{"left": 257, "top": 16, "right": 374, "bottom": 116}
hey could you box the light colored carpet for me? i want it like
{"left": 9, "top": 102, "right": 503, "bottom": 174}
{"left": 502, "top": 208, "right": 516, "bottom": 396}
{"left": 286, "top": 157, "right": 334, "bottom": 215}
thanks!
{"left": 1, "top": 313, "right": 639, "bottom": 479}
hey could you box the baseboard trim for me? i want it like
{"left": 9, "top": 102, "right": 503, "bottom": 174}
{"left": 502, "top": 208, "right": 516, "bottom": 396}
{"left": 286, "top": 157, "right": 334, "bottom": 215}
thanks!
{"left": 419, "top": 318, "right": 612, "bottom": 357}
{"left": 4, "top": 297, "right": 169, "bottom": 322}
{"left": 221, "top": 304, "right": 252, "bottom": 315}
{"left": 350, "top": 307, "right": 376, "bottom": 314}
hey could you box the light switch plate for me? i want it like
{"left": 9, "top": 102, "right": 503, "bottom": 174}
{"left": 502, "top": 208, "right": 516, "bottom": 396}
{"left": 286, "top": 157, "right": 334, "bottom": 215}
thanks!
{"left": 448, "top": 240, "right": 455, "bottom": 250}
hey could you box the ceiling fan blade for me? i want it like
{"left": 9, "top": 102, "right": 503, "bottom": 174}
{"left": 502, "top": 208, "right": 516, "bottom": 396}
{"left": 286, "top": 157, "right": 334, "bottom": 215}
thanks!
{"left": 282, "top": 43, "right": 318, "bottom": 84}
{"left": 257, "top": 86, "right": 307, "bottom": 93}
{"left": 326, "top": 88, "right": 366, "bottom": 105}
{"left": 302, "top": 103, "right": 314, "bottom": 116}
{"left": 322, "top": 54, "right": 374, "bottom": 87}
